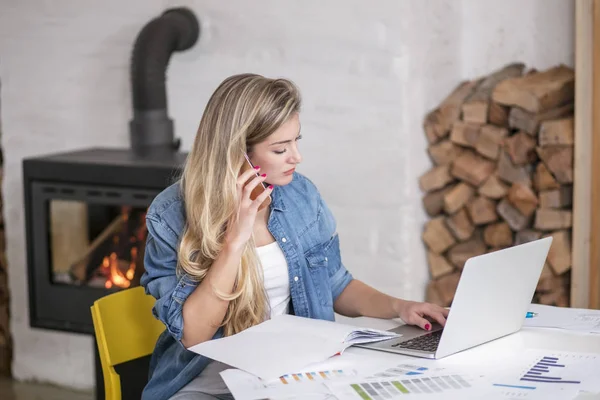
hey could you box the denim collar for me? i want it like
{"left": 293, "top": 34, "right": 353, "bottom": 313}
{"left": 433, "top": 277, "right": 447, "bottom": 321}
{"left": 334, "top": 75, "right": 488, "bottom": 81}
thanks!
{"left": 270, "top": 184, "right": 287, "bottom": 212}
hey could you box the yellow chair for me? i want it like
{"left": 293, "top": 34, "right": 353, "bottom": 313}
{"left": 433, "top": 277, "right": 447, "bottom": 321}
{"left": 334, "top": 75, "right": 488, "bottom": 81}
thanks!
{"left": 91, "top": 286, "right": 165, "bottom": 400}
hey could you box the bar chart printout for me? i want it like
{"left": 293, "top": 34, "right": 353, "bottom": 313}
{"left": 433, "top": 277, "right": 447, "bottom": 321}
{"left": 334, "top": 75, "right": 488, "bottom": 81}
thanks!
{"left": 520, "top": 356, "right": 581, "bottom": 384}
{"left": 492, "top": 351, "right": 600, "bottom": 395}
{"left": 326, "top": 374, "right": 478, "bottom": 399}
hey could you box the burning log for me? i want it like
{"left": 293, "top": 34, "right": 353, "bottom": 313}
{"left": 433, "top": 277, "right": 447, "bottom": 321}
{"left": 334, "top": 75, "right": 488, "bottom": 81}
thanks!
{"left": 69, "top": 216, "right": 124, "bottom": 283}
{"left": 69, "top": 207, "right": 147, "bottom": 288}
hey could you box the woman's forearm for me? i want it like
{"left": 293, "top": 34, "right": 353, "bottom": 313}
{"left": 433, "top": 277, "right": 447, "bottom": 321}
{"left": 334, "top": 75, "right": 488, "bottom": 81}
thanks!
{"left": 181, "top": 243, "right": 244, "bottom": 347}
{"left": 334, "top": 279, "right": 403, "bottom": 319}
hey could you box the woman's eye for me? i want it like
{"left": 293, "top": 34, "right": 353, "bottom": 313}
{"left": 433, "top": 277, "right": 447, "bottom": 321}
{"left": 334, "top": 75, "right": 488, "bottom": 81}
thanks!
{"left": 273, "top": 136, "right": 301, "bottom": 155}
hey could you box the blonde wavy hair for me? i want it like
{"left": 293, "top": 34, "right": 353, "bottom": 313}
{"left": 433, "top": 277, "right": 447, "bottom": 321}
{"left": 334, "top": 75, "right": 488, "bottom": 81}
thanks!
{"left": 178, "top": 73, "right": 301, "bottom": 336}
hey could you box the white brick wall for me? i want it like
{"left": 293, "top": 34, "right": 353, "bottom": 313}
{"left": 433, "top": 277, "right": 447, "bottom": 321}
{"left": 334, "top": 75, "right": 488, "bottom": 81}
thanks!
{"left": 0, "top": 0, "right": 573, "bottom": 390}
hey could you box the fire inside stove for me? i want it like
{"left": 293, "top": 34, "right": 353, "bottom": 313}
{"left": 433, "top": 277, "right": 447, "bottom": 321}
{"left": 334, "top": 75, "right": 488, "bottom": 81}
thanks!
{"left": 50, "top": 200, "right": 148, "bottom": 290}
{"left": 98, "top": 208, "right": 146, "bottom": 289}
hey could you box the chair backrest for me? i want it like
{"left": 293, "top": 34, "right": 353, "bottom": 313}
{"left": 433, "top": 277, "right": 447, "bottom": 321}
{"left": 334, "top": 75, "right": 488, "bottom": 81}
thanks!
{"left": 91, "top": 286, "right": 165, "bottom": 400}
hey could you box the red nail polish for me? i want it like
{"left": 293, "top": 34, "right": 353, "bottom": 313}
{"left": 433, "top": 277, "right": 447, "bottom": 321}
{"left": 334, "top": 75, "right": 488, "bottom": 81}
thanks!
{"left": 261, "top": 173, "right": 267, "bottom": 177}
{"left": 425, "top": 323, "right": 431, "bottom": 331}
{"left": 254, "top": 166, "right": 260, "bottom": 170}
{"left": 268, "top": 185, "right": 273, "bottom": 189}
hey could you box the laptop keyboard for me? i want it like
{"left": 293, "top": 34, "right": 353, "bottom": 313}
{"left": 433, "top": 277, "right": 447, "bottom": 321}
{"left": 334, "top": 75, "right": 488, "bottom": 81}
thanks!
{"left": 391, "top": 330, "right": 442, "bottom": 352}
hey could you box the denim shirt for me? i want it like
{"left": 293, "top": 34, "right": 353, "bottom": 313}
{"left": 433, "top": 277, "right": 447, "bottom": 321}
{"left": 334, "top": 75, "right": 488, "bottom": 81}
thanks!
{"left": 140, "top": 172, "right": 354, "bottom": 400}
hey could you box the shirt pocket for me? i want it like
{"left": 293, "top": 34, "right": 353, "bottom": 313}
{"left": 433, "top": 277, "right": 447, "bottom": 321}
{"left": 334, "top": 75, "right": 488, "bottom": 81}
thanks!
{"left": 304, "top": 244, "right": 333, "bottom": 307}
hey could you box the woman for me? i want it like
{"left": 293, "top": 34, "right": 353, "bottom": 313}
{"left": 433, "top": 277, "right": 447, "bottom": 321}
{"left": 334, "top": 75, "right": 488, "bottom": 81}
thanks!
{"left": 141, "top": 73, "right": 448, "bottom": 400}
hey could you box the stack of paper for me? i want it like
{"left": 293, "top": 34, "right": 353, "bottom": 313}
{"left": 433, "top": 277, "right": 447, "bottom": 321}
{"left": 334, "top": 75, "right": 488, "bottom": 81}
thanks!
{"left": 187, "top": 314, "right": 401, "bottom": 379}
{"left": 326, "top": 350, "right": 594, "bottom": 400}
{"left": 219, "top": 346, "right": 598, "bottom": 400}
{"left": 343, "top": 326, "right": 401, "bottom": 344}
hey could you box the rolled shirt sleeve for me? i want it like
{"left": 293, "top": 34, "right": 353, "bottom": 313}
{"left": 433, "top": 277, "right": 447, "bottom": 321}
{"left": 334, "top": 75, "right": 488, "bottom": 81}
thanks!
{"left": 141, "top": 214, "right": 199, "bottom": 344}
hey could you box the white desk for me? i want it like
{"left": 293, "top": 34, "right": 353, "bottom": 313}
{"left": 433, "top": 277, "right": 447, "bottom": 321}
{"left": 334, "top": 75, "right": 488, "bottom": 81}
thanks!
{"left": 334, "top": 314, "right": 600, "bottom": 400}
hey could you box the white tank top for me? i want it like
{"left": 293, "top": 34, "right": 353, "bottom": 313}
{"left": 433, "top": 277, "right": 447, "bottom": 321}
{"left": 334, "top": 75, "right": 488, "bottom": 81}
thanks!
{"left": 255, "top": 241, "right": 291, "bottom": 318}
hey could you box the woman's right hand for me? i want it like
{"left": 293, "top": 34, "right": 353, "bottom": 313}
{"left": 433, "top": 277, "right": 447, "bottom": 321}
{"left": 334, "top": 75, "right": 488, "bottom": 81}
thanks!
{"left": 224, "top": 166, "right": 273, "bottom": 251}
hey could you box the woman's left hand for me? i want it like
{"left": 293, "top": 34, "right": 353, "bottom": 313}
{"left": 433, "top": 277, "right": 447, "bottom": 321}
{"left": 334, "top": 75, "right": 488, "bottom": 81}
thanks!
{"left": 394, "top": 300, "right": 449, "bottom": 331}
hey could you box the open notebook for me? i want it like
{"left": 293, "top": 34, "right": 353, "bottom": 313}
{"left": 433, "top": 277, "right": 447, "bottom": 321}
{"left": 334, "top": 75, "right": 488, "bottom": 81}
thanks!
{"left": 188, "top": 314, "right": 401, "bottom": 379}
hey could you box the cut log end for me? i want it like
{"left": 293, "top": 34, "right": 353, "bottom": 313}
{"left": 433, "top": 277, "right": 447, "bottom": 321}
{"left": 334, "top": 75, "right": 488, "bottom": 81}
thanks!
{"left": 451, "top": 151, "right": 496, "bottom": 187}
{"left": 423, "top": 217, "right": 456, "bottom": 254}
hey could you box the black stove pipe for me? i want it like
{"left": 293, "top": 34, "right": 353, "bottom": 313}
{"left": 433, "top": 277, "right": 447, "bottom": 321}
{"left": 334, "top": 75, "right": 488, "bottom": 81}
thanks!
{"left": 129, "top": 7, "right": 200, "bottom": 154}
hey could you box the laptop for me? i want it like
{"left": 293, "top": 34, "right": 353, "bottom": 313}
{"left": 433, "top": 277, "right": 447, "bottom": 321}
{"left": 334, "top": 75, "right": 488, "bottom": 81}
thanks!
{"left": 355, "top": 237, "right": 553, "bottom": 359}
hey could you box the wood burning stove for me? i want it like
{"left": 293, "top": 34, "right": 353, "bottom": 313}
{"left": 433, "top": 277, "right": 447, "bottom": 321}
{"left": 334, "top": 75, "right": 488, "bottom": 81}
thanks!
{"left": 23, "top": 147, "right": 186, "bottom": 334}
{"left": 23, "top": 148, "right": 186, "bottom": 399}
{"left": 22, "top": 4, "right": 199, "bottom": 334}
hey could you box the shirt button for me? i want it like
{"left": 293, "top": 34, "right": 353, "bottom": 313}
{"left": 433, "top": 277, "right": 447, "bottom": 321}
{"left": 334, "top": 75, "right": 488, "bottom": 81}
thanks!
{"left": 294, "top": 276, "right": 299, "bottom": 282}
{"left": 281, "top": 237, "right": 287, "bottom": 243}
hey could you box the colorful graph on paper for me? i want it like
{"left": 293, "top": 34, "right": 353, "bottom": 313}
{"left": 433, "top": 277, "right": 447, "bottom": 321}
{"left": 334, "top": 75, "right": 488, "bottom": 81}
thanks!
{"left": 519, "top": 355, "right": 581, "bottom": 384}
{"left": 490, "top": 351, "right": 600, "bottom": 395}
{"left": 277, "top": 369, "right": 349, "bottom": 385}
{"left": 368, "top": 363, "right": 445, "bottom": 379}
{"left": 221, "top": 368, "right": 358, "bottom": 400}
{"left": 327, "top": 374, "right": 477, "bottom": 399}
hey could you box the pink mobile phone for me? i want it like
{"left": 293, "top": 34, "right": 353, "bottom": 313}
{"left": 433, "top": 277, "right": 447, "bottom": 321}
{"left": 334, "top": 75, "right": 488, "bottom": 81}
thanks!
{"left": 241, "top": 153, "right": 272, "bottom": 211}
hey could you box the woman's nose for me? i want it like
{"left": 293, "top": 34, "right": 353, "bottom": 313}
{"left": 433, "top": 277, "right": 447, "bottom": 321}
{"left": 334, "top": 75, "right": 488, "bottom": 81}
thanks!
{"left": 289, "top": 145, "right": 302, "bottom": 164}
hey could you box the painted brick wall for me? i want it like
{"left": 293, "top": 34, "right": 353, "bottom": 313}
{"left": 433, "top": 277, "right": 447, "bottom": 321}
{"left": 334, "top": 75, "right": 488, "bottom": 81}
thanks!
{"left": 0, "top": 0, "right": 573, "bottom": 389}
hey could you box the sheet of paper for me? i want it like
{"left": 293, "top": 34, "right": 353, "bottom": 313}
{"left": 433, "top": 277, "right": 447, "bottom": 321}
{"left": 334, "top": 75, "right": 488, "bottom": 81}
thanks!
{"left": 187, "top": 315, "right": 400, "bottom": 380}
{"left": 490, "top": 349, "right": 600, "bottom": 394}
{"left": 525, "top": 304, "right": 600, "bottom": 333}
{"left": 570, "top": 312, "right": 600, "bottom": 332}
{"left": 250, "top": 314, "right": 400, "bottom": 344}
{"left": 220, "top": 352, "right": 370, "bottom": 400}
{"left": 188, "top": 331, "right": 347, "bottom": 380}
{"left": 221, "top": 367, "right": 357, "bottom": 400}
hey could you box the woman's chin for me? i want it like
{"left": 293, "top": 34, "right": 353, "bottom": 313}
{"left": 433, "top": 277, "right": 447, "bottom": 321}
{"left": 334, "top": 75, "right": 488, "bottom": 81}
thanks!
{"left": 267, "top": 174, "right": 294, "bottom": 187}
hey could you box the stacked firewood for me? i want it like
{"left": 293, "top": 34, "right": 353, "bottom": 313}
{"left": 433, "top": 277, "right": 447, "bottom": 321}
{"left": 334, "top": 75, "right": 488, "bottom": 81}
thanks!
{"left": 421, "top": 63, "right": 575, "bottom": 309}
